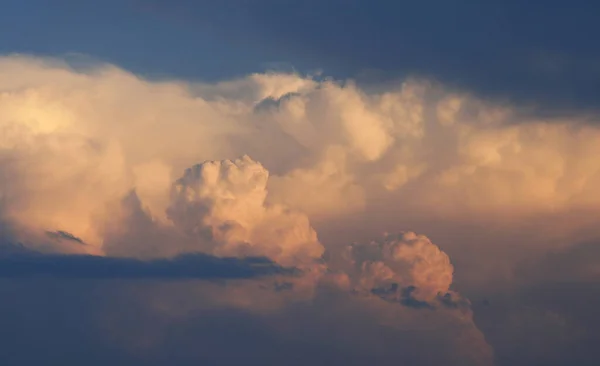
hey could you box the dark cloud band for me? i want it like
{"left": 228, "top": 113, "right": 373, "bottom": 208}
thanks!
{"left": 0, "top": 248, "right": 293, "bottom": 280}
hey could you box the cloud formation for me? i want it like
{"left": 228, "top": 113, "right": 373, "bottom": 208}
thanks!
{"left": 3, "top": 54, "right": 600, "bottom": 257}
{"left": 2, "top": 54, "right": 600, "bottom": 365}
{"left": 343, "top": 232, "right": 454, "bottom": 302}
{"left": 167, "top": 155, "right": 323, "bottom": 265}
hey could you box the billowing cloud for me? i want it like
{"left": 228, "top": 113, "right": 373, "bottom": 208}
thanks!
{"left": 342, "top": 232, "right": 454, "bottom": 302}
{"left": 166, "top": 155, "right": 324, "bottom": 265}
{"left": 267, "top": 145, "right": 365, "bottom": 219}
{"left": 3, "top": 54, "right": 600, "bottom": 255}
{"left": 3, "top": 54, "right": 600, "bottom": 365}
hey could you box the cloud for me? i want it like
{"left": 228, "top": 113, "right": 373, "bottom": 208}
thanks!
{"left": 3, "top": 54, "right": 600, "bottom": 365}
{"left": 341, "top": 232, "right": 453, "bottom": 301}
{"left": 166, "top": 155, "right": 324, "bottom": 265}
{"left": 267, "top": 145, "right": 366, "bottom": 219}
{"left": 2, "top": 54, "right": 600, "bottom": 293}
{"left": 0, "top": 248, "right": 290, "bottom": 280}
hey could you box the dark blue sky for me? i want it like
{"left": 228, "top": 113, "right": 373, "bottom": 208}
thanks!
{"left": 0, "top": 0, "right": 274, "bottom": 80}
{"left": 2, "top": 0, "right": 599, "bottom": 113}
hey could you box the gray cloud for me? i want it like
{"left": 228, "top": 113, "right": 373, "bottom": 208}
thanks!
{"left": 0, "top": 246, "right": 291, "bottom": 280}
{"left": 0, "top": 277, "right": 492, "bottom": 366}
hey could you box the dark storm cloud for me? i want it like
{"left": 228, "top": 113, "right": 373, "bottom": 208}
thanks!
{"left": 146, "top": 0, "right": 600, "bottom": 115}
{"left": 0, "top": 247, "right": 291, "bottom": 279}
{"left": 3, "top": 0, "right": 598, "bottom": 114}
{"left": 0, "top": 277, "right": 491, "bottom": 366}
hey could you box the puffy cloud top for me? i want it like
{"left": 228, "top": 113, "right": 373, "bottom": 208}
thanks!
{"left": 345, "top": 232, "right": 454, "bottom": 301}
{"left": 167, "top": 156, "right": 324, "bottom": 265}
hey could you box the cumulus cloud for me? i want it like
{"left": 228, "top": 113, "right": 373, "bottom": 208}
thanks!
{"left": 4, "top": 54, "right": 600, "bottom": 365}
{"left": 2, "top": 54, "right": 600, "bottom": 289}
{"left": 0, "top": 274, "right": 495, "bottom": 366}
{"left": 3, "top": 54, "right": 600, "bottom": 255}
{"left": 339, "top": 232, "right": 454, "bottom": 302}
{"left": 166, "top": 155, "right": 324, "bottom": 265}
{"left": 267, "top": 145, "right": 365, "bottom": 219}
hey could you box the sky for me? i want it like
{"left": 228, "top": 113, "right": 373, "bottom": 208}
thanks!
{"left": 1, "top": 1, "right": 600, "bottom": 365}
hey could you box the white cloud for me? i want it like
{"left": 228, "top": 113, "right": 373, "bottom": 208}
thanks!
{"left": 167, "top": 155, "right": 324, "bottom": 265}
{"left": 2, "top": 53, "right": 600, "bottom": 277}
